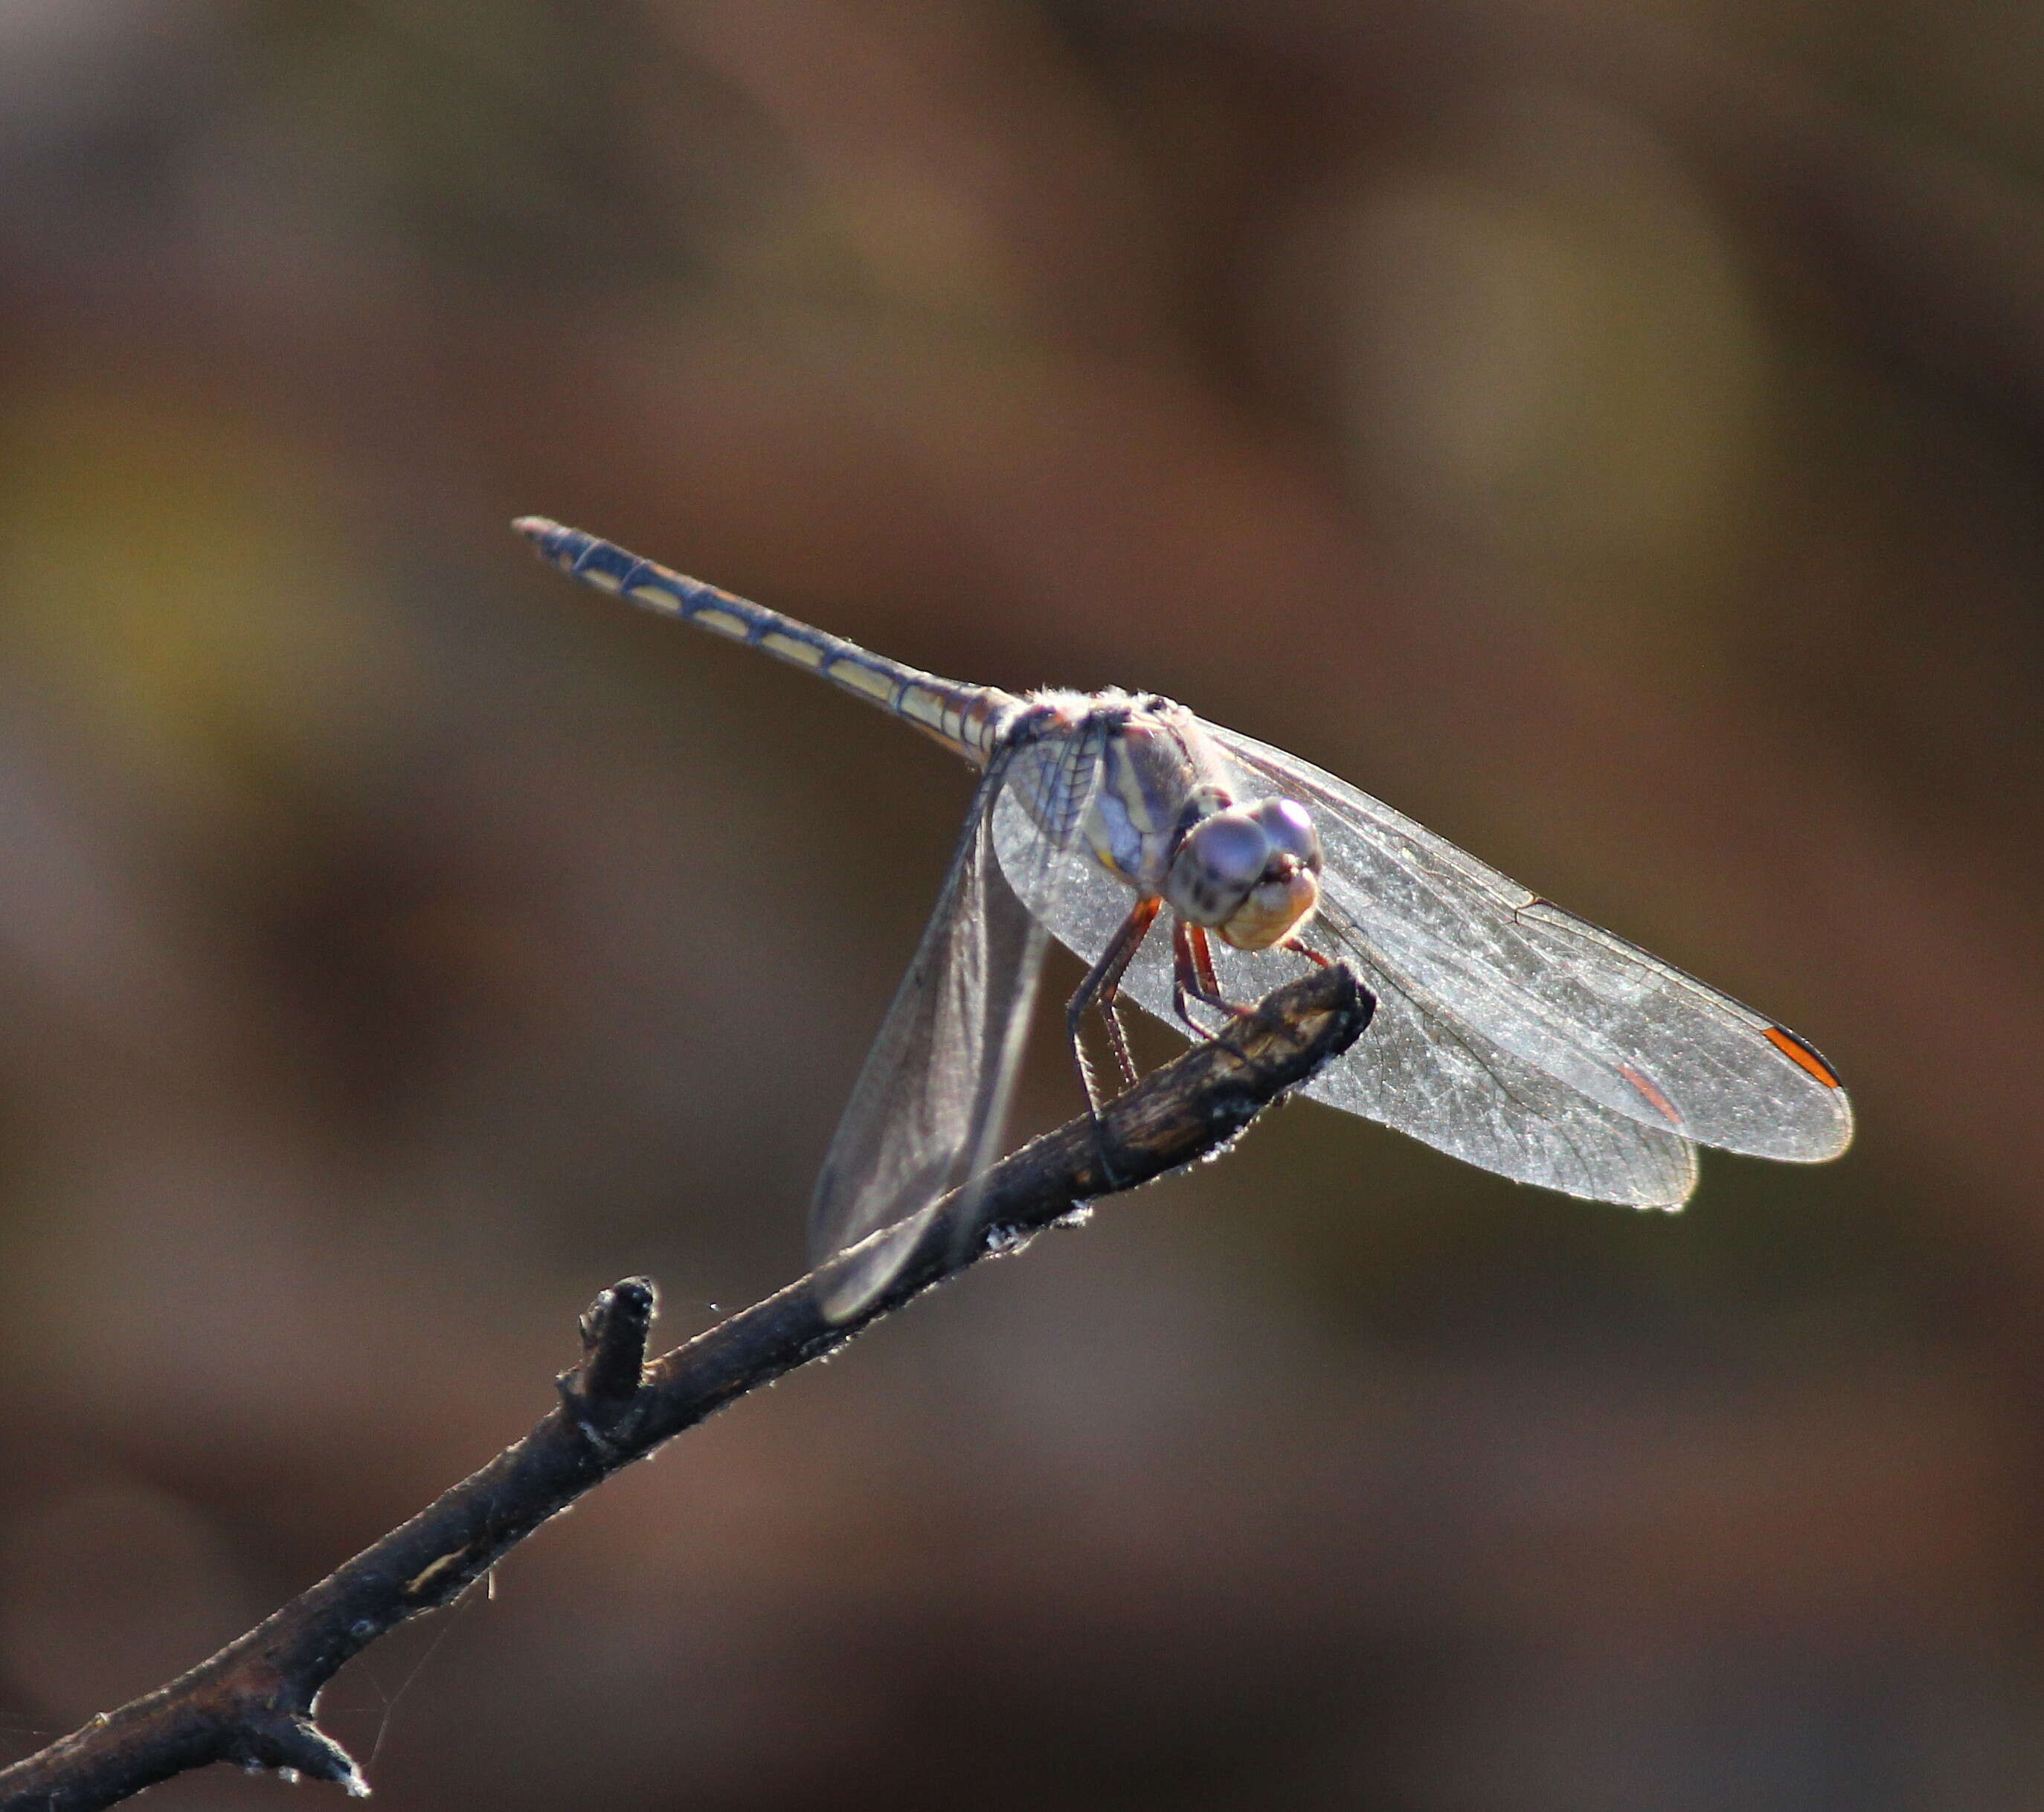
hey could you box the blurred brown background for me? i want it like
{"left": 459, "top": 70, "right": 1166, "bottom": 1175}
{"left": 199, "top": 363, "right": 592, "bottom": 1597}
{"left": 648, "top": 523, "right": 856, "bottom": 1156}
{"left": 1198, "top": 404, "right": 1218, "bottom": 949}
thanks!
{"left": 0, "top": 1, "right": 2037, "bottom": 1808}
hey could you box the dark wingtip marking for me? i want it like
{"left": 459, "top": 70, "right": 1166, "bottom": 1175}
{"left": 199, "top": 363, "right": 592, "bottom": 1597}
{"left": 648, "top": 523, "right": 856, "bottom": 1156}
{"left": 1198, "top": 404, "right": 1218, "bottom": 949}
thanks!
{"left": 1764, "top": 1024, "right": 1844, "bottom": 1088}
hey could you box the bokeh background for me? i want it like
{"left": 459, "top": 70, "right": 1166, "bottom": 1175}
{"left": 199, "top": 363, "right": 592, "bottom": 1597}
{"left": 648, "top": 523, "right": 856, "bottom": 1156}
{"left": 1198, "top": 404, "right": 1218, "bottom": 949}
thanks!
{"left": 0, "top": 2, "right": 2037, "bottom": 1808}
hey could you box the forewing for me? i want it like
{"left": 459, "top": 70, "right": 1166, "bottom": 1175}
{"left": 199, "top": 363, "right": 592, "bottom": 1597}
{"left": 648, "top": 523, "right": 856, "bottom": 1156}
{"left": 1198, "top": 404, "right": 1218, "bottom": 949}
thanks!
{"left": 811, "top": 730, "right": 1103, "bottom": 1320}
{"left": 1207, "top": 724, "right": 1853, "bottom": 1168}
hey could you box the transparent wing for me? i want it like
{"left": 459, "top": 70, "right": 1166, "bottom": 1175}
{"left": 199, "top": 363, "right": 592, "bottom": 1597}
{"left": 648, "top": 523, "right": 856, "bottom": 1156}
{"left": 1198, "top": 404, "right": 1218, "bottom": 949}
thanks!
{"left": 993, "top": 800, "right": 1700, "bottom": 1206}
{"left": 810, "top": 728, "right": 1103, "bottom": 1320}
{"left": 1282, "top": 896, "right": 1699, "bottom": 1205}
{"left": 1205, "top": 723, "right": 1853, "bottom": 1169}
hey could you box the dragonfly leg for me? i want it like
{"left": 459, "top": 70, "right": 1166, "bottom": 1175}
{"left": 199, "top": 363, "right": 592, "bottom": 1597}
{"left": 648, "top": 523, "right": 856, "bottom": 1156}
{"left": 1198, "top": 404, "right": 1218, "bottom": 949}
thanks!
{"left": 1067, "top": 897, "right": 1163, "bottom": 1186}
{"left": 1096, "top": 992, "right": 1140, "bottom": 1096}
{"left": 1172, "top": 920, "right": 1261, "bottom": 1038}
{"left": 1172, "top": 921, "right": 1213, "bottom": 1037}
{"left": 1067, "top": 897, "right": 1163, "bottom": 1108}
{"left": 1281, "top": 935, "right": 1331, "bottom": 968}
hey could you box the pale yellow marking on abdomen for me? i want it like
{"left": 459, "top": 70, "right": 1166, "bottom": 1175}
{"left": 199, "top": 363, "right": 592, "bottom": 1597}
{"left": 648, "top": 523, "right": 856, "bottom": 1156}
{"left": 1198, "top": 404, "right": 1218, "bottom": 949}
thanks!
{"left": 829, "top": 661, "right": 899, "bottom": 704}
{"left": 760, "top": 630, "right": 825, "bottom": 666}
{"left": 898, "top": 686, "right": 947, "bottom": 730}
{"left": 687, "top": 605, "right": 751, "bottom": 640}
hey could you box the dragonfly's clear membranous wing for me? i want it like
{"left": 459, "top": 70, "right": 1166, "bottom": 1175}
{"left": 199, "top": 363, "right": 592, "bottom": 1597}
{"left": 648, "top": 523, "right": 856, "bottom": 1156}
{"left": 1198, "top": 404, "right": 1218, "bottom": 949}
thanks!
{"left": 811, "top": 727, "right": 1105, "bottom": 1320}
{"left": 997, "top": 718, "right": 1849, "bottom": 1209}
{"left": 1212, "top": 726, "right": 1852, "bottom": 1154}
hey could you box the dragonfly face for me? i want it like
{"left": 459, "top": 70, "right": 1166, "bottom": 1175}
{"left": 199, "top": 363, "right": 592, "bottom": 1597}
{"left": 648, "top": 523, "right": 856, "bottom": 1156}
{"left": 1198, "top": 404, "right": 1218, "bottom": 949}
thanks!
{"left": 1166, "top": 795, "right": 1325, "bottom": 951}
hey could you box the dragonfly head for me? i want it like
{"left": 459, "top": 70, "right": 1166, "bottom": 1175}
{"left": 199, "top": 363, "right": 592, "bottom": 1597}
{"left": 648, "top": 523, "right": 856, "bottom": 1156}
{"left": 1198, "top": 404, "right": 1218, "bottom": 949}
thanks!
{"left": 1164, "top": 797, "right": 1323, "bottom": 951}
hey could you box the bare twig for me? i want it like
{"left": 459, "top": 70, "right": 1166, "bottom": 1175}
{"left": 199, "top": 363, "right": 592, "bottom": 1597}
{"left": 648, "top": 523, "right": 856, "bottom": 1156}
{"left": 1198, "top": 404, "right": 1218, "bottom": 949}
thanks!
{"left": 0, "top": 964, "right": 1373, "bottom": 1812}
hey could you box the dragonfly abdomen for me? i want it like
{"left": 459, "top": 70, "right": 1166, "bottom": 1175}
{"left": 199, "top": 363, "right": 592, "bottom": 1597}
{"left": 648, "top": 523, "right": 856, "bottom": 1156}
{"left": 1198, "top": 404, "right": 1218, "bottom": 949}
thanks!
{"left": 516, "top": 518, "right": 1015, "bottom": 764}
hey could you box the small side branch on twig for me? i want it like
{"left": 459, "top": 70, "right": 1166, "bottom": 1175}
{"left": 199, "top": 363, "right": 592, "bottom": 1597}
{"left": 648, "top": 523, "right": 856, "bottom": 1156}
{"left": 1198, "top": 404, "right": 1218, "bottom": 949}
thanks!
{"left": 0, "top": 964, "right": 1372, "bottom": 1812}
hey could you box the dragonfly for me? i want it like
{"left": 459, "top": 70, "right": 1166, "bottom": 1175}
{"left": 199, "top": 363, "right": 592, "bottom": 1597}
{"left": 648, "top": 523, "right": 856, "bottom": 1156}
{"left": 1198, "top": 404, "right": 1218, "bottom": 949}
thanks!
{"left": 518, "top": 518, "right": 1853, "bottom": 1318}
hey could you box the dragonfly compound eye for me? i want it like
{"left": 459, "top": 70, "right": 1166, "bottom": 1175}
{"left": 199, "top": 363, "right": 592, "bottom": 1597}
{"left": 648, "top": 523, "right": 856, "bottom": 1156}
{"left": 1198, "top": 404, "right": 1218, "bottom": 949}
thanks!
{"left": 1249, "top": 797, "right": 1322, "bottom": 872}
{"left": 1164, "top": 809, "right": 1269, "bottom": 925}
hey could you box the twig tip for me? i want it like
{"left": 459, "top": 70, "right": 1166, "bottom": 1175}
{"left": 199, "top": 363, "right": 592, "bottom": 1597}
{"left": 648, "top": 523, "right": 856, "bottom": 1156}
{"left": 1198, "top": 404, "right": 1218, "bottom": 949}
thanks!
{"left": 559, "top": 1276, "right": 659, "bottom": 1445}
{"left": 235, "top": 1714, "right": 367, "bottom": 1796}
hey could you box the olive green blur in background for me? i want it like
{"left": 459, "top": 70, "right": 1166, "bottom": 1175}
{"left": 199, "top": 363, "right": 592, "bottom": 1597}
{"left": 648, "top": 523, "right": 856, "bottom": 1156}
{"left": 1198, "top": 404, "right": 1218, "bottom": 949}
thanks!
{"left": 0, "top": 4, "right": 2037, "bottom": 1808}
